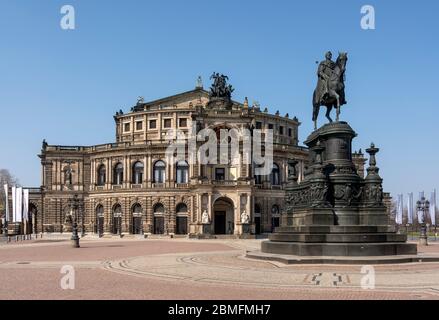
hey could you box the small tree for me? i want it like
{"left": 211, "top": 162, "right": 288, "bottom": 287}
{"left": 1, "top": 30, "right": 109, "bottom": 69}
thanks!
{"left": 0, "top": 169, "right": 20, "bottom": 215}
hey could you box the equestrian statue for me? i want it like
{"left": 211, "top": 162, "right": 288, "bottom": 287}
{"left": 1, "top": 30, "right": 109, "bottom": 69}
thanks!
{"left": 312, "top": 51, "right": 348, "bottom": 130}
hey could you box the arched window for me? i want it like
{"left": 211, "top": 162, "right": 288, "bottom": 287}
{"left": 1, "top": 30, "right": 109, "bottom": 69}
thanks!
{"left": 132, "top": 204, "right": 142, "bottom": 216}
{"left": 271, "top": 205, "right": 280, "bottom": 215}
{"left": 96, "top": 205, "right": 104, "bottom": 217}
{"left": 153, "top": 203, "right": 165, "bottom": 214}
{"left": 97, "top": 165, "right": 106, "bottom": 186}
{"left": 132, "top": 162, "right": 144, "bottom": 184}
{"left": 113, "top": 163, "right": 124, "bottom": 185}
{"left": 176, "top": 161, "right": 189, "bottom": 184}
{"left": 254, "top": 164, "right": 264, "bottom": 185}
{"left": 176, "top": 203, "right": 188, "bottom": 214}
{"left": 113, "top": 204, "right": 122, "bottom": 217}
{"left": 153, "top": 161, "right": 166, "bottom": 183}
{"left": 271, "top": 163, "right": 281, "bottom": 186}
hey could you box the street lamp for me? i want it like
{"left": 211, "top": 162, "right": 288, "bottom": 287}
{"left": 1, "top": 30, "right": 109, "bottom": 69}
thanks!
{"left": 80, "top": 203, "right": 85, "bottom": 238}
{"left": 69, "top": 195, "right": 81, "bottom": 248}
{"left": 416, "top": 196, "right": 430, "bottom": 246}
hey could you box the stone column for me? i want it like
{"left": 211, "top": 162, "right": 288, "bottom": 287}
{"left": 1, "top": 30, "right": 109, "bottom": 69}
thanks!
{"left": 131, "top": 117, "right": 134, "bottom": 141}
{"left": 90, "top": 160, "right": 95, "bottom": 189}
{"left": 233, "top": 194, "right": 240, "bottom": 235}
{"left": 191, "top": 195, "right": 196, "bottom": 223}
{"left": 123, "top": 156, "right": 129, "bottom": 188}
{"left": 207, "top": 193, "right": 212, "bottom": 222}
{"left": 104, "top": 198, "right": 111, "bottom": 234}
{"left": 169, "top": 162, "right": 174, "bottom": 188}
{"left": 142, "top": 197, "right": 147, "bottom": 235}
{"left": 147, "top": 155, "right": 152, "bottom": 187}
{"left": 107, "top": 158, "right": 112, "bottom": 189}
{"left": 169, "top": 197, "right": 176, "bottom": 235}
{"left": 143, "top": 114, "right": 147, "bottom": 141}
{"left": 246, "top": 194, "right": 251, "bottom": 220}
{"left": 124, "top": 156, "right": 134, "bottom": 188}
{"left": 143, "top": 155, "right": 147, "bottom": 188}
{"left": 146, "top": 197, "right": 152, "bottom": 234}
{"left": 196, "top": 193, "right": 202, "bottom": 223}
{"left": 122, "top": 198, "right": 129, "bottom": 235}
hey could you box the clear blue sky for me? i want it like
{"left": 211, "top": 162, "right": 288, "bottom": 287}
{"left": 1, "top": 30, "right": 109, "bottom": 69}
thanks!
{"left": 0, "top": 0, "right": 438, "bottom": 198}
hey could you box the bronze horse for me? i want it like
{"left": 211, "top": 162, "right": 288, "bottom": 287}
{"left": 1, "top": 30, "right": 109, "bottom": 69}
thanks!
{"left": 312, "top": 52, "right": 348, "bottom": 130}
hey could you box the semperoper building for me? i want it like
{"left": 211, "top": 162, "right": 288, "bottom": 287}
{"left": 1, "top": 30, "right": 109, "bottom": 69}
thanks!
{"left": 24, "top": 76, "right": 365, "bottom": 238}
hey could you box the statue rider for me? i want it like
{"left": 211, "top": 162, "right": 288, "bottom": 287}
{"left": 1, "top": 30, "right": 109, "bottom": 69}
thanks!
{"left": 316, "top": 51, "right": 336, "bottom": 104}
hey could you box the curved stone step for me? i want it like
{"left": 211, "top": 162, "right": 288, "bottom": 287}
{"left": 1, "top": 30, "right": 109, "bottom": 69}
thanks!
{"left": 247, "top": 251, "right": 439, "bottom": 265}
{"left": 268, "top": 233, "right": 407, "bottom": 243}
{"left": 274, "top": 225, "right": 396, "bottom": 234}
{"left": 261, "top": 240, "right": 417, "bottom": 257}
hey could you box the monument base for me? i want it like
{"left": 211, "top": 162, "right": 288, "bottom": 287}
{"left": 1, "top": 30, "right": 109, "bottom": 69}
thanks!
{"left": 257, "top": 121, "right": 420, "bottom": 263}
{"left": 260, "top": 225, "right": 417, "bottom": 257}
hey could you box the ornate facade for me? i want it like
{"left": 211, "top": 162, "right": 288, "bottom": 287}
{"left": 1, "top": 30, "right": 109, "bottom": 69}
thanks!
{"left": 25, "top": 79, "right": 364, "bottom": 238}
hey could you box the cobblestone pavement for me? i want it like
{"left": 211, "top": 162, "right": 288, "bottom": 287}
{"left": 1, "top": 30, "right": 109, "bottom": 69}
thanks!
{"left": 1, "top": 238, "right": 439, "bottom": 300}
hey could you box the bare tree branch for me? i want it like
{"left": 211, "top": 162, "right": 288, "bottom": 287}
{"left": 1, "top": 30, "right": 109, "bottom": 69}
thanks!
{"left": 0, "top": 169, "right": 20, "bottom": 213}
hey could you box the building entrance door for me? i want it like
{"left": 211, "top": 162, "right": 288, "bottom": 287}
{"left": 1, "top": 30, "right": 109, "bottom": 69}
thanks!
{"left": 176, "top": 216, "right": 188, "bottom": 235}
{"left": 154, "top": 216, "right": 165, "bottom": 234}
{"left": 112, "top": 217, "right": 121, "bottom": 234}
{"left": 214, "top": 211, "right": 226, "bottom": 235}
{"left": 132, "top": 217, "right": 142, "bottom": 234}
{"left": 255, "top": 217, "right": 261, "bottom": 234}
{"left": 97, "top": 217, "right": 104, "bottom": 237}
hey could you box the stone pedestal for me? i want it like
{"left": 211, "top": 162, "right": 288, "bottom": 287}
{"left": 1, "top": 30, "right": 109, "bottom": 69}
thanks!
{"left": 236, "top": 223, "right": 251, "bottom": 235}
{"left": 202, "top": 224, "right": 212, "bottom": 235}
{"left": 419, "top": 237, "right": 428, "bottom": 246}
{"left": 259, "top": 121, "right": 417, "bottom": 260}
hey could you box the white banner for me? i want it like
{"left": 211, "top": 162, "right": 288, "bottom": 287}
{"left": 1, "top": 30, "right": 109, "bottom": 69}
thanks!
{"left": 23, "top": 189, "right": 29, "bottom": 222}
{"left": 12, "top": 186, "right": 16, "bottom": 223}
{"left": 407, "top": 192, "right": 414, "bottom": 224}
{"left": 15, "top": 187, "right": 22, "bottom": 223}
{"left": 430, "top": 190, "right": 436, "bottom": 226}
{"left": 396, "top": 194, "right": 403, "bottom": 225}
{"left": 3, "top": 184, "right": 8, "bottom": 222}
